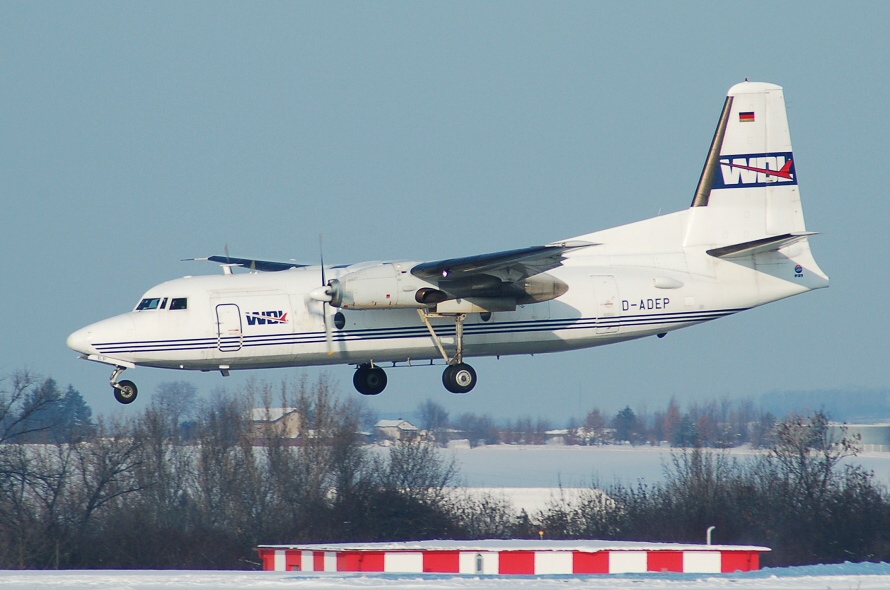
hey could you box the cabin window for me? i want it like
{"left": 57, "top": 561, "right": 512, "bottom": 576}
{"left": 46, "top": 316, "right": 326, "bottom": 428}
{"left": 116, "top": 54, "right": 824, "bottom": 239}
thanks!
{"left": 169, "top": 298, "right": 188, "bottom": 310}
{"left": 136, "top": 298, "right": 161, "bottom": 311}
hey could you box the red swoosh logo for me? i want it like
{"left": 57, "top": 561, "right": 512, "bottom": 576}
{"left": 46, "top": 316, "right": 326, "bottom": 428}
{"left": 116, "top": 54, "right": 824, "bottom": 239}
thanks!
{"left": 246, "top": 313, "right": 288, "bottom": 323}
{"left": 721, "top": 159, "right": 793, "bottom": 179}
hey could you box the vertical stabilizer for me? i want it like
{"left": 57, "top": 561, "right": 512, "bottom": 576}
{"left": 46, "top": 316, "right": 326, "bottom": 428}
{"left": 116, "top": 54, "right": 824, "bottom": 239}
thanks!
{"left": 686, "top": 82, "right": 806, "bottom": 247}
{"left": 684, "top": 81, "right": 828, "bottom": 295}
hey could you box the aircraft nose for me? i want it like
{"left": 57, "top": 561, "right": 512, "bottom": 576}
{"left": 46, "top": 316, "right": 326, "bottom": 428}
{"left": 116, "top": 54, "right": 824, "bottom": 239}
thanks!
{"left": 67, "top": 315, "right": 137, "bottom": 358}
{"left": 67, "top": 326, "right": 97, "bottom": 355}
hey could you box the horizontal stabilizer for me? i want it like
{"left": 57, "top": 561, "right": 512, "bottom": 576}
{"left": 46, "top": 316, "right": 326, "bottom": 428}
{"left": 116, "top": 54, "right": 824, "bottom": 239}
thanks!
{"left": 706, "top": 232, "right": 817, "bottom": 259}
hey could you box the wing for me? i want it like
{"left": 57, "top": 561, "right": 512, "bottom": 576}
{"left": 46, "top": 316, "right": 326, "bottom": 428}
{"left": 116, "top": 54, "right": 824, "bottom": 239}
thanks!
{"left": 411, "top": 241, "right": 594, "bottom": 281}
{"left": 187, "top": 256, "right": 309, "bottom": 272}
{"left": 410, "top": 241, "right": 595, "bottom": 304}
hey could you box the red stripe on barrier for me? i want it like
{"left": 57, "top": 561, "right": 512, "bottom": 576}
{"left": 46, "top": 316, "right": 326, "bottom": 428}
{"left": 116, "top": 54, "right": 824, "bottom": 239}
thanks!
{"left": 257, "top": 549, "right": 276, "bottom": 571}
{"left": 337, "top": 550, "right": 385, "bottom": 572}
{"left": 423, "top": 551, "right": 460, "bottom": 573}
{"left": 499, "top": 551, "right": 534, "bottom": 575}
{"left": 314, "top": 551, "right": 325, "bottom": 572}
{"left": 722, "top": 551, "right": 758, "bottom": 573}
{"left": 648, "top": 550, "right": 683, "bottom": 572}
{"left": 285, "top": 550, "right": 301, "bottom": 571}
{"left": 573, "top": 550, "right": 609, "bottom": 574}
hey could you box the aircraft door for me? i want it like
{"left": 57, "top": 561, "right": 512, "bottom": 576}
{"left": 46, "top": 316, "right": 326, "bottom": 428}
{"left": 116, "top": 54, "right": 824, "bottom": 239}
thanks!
{"left": 592, "top": 275, "right": 620, "bottom": 334}
{"left": 215, "top": 303, "right": 243, "bottom": 351}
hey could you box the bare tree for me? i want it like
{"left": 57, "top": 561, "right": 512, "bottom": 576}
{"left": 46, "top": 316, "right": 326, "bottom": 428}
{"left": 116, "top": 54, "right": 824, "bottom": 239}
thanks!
{"left": 768, "top": 411, "right": 859, "bottom": 506}
{"left": 0, "top": 371, "right": 59, "bottom": 443}
{"left": 417, "top": 399, "right": 449, "bottom": 445}
{"left": 151, "top": 381, "right": 198, "bottom": 433}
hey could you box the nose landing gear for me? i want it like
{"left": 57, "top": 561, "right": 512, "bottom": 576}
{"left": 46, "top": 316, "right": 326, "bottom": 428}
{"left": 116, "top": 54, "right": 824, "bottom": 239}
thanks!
{"left": 110, "top": 366, "right": 138, "bottom": 404}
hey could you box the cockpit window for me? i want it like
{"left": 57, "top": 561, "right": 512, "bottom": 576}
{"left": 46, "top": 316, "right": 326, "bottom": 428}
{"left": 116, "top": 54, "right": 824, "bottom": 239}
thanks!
{"left": 170, "top": 298, "right": 188, "bottom": 310}
{"left": 136, "top": 298, "right": 161, "bottom": 311}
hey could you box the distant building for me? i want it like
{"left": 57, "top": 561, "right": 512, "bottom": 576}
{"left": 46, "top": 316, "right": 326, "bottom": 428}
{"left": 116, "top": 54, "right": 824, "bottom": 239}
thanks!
{"left": 374, "top": 419, "right": 419, "bottom": 442}
{"left": 545, "top": 429, "right": 568, "bottom": 445}
{"left": 250, "top": 407, "right": 301, "bottom": 443}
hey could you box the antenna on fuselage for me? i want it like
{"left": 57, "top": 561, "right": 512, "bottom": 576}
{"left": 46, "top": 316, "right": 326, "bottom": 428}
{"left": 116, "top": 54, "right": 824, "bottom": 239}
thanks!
{"left": 223, "top": 244, "right": 233, "bottom": 275}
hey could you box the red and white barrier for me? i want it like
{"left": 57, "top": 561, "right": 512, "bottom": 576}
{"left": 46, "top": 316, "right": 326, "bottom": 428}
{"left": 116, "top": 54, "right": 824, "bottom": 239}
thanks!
{"left": 256, "top": 540, "right": 768, "bottom": 575}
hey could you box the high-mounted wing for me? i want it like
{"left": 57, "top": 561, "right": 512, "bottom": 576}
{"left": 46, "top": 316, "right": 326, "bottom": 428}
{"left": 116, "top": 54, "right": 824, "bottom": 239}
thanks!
{"left": 186, "top": 256, "right": 309, "bottom": 272}
{"left": 409, "top": 241, "right": 595, "bottom": 305}
{"left": 411, "top": 241, "right": 594, "bottom": 282}
{"left": 321, "top": 241, "right": 596, "bottom": 311}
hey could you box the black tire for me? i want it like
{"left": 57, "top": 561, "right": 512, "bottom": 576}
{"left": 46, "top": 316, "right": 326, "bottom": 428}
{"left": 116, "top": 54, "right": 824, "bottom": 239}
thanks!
{"left": 442, "top": 365, "right": 455, "bottom": 391}
{"left": 353, "top": 365, "right": 387, "bottom": 395}
{"left": 114, "top": 380, "right": 138, "bottom": 404}
{"left": 443, "top": 363, "right": 476, "bottom": 394}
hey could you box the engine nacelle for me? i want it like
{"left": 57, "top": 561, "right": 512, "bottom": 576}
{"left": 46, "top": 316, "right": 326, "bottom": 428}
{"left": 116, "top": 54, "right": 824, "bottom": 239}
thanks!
{"left": 328, "top": 263, "right": 437, "bottom": 309}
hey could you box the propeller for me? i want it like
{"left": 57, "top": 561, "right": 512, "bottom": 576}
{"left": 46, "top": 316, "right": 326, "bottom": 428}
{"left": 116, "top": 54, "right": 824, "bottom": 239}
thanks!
{"left": 318, "top": 234, "right": 334, "bottom": 355}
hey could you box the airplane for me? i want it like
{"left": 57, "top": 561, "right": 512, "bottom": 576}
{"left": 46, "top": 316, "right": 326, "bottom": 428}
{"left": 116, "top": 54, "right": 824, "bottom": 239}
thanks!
{"left": 67, "top": 81, "right": 828, "bottom": 404}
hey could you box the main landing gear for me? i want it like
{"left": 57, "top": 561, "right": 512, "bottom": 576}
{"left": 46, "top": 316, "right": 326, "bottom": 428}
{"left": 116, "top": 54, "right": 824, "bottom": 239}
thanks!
{"left": 353, "top": 363, "right": 387, "bottom": 396}
{"left": 350, "top": 310, "right": 479, "bottom": 396}
{"left": 418, "top": 309, "right": 478, "bottom": 395}
{"left": 110, "top": 366, "right": 138, "bottom": 404}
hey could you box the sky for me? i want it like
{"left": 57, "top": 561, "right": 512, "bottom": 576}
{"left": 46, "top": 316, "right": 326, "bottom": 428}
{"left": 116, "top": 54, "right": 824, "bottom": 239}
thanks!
{"left": 2, "top": 2, "right": 889, "bottom": 421}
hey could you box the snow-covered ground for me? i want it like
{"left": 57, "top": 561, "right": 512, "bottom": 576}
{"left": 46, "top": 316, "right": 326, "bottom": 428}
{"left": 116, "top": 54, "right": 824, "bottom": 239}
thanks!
{"left": 446, "top": 444, "right": 890, "bottom": 489}
{"left": 440, "top": 444, "right": 890, "bottom": 514}
{"left": 3, "top": 564, "right": 890, "bottom": 589}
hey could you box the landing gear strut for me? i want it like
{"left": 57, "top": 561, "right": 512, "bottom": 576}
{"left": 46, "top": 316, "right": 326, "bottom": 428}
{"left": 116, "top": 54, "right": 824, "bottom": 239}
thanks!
{"left": 417, "top": 309, "right": 478, "bottom": 394}
{"left": 353, "top": 363, "right": 387, "bottom": 395}
{"left": 110, "top": 366, "right": 138, "bottom": 404}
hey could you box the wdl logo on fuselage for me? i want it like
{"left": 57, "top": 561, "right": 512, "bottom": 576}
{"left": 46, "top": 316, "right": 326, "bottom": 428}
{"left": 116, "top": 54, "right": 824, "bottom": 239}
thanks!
{"left": 245, "top": 311, "right": 288, "bottom": 326}
{"left": 713, "top": 151, "right": 797, "bottom": 189}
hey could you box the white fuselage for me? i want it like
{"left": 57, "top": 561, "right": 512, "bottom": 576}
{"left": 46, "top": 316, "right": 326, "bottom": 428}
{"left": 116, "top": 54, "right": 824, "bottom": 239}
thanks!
{"left": 66, "top": 209, "right": 827, "bottom": 374}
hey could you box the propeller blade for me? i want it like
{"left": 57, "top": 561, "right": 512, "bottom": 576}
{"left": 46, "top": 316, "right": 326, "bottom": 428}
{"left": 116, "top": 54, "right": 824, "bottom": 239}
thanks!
{"left": 318, "top": 233, "right": 326, "bottom": 286}
{"left": 323, "top": 302, "right": 333, "bottom": 355}
{"left": 319, "top": 233, "right": 333, "bottom": 355}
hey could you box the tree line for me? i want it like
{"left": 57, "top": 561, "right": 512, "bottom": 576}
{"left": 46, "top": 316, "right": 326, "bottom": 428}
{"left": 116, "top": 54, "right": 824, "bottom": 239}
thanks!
{"left": 416, "top": 397, "right": 780, "bottom": 448}
{"left": 3, "top": 371, "right": 890, "bottom": 569}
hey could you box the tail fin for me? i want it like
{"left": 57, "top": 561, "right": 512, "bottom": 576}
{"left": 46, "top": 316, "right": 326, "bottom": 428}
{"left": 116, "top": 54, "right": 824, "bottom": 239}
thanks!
{"left": 686, "top": 81, "right": 828, "bottom": 290}
{"left": 687, "top": 81, "right": 807, "bottom": 244}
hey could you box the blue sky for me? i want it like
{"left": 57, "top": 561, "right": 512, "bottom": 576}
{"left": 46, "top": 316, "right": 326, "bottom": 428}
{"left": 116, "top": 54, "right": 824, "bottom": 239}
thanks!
{"left": 2, "top": 2, "right": 888, "bottom": 420}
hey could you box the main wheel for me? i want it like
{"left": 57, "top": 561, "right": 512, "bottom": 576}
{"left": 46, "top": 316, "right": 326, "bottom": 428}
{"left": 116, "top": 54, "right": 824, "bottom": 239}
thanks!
{"left": 443, "top": 363, "right": 477, "bottom": 394}
{"left": 353, "top": 365, "right": 387, "bottom": 395}
{"left": 114, "top": 380, "right": 138, "bottom": 404}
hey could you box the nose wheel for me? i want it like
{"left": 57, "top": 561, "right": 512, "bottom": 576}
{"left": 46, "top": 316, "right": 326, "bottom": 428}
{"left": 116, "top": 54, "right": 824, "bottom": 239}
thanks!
{"left": 110, "top": 366, "right": 138, "bottom": 404}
